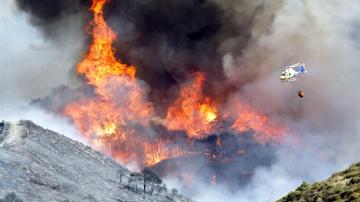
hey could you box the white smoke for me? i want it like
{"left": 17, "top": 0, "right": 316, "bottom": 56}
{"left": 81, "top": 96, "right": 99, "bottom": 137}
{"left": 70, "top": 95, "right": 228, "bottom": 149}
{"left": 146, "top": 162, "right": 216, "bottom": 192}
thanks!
{"left": 0, "top": 0, "right": 84, "bottom": 142}
{"left": 204, "top": 0, "right": 360, "bottom": 201}
{"left": 226, "top": 0, "right": 360, "bottom": 162}
{"left": 2, "top": 0, "right": 360, "bottom": 201}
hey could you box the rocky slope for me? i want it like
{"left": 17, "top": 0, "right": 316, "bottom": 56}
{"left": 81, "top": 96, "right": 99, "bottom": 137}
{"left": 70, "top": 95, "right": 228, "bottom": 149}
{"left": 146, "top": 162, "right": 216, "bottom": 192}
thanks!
{"left": 277, "top": 162, "right": 360, "bottom": 202}
{"left": 0, "top": 120, "right": 192, "bottom": 202}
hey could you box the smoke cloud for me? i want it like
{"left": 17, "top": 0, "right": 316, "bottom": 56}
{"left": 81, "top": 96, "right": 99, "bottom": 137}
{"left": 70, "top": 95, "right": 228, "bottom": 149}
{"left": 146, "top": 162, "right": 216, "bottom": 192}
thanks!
{"left": 15, "top": 0, "right": 275, "bottom": 106}
{"left": 4, "top": 0, "right": 360, "bottom": 201}
{"left": 216, "top": 0, "right": 360, "bottom": 201}
{"left": 0, "top": 0, "right": 85, "bottom": 141}
{"left": 224, "top": 0, "right": 360, "bottom": 157}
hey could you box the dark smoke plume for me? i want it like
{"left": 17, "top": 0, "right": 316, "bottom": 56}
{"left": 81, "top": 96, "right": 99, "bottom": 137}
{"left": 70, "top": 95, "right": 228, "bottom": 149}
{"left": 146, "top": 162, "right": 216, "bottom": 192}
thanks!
{"left": 12, "top": 0, "right": 360, "bottom": 201}
{"left": 15, "top": 0, "right": 274, "bottom": 106}
{"left": 15, "top": 0, "right": 90, "bottom": 39}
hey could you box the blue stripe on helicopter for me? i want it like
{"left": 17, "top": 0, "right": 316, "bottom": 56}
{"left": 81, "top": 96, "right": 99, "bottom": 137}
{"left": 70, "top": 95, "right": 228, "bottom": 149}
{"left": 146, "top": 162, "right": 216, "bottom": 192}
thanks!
{"left": 294, "top": 64, "right": 306, "bottom": 73}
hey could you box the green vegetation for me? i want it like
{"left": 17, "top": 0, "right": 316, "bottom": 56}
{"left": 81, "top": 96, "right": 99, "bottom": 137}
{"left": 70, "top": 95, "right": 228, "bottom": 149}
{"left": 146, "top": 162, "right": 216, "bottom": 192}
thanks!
{"left": 277, "top": 162, "right": 360, "bottom": 202}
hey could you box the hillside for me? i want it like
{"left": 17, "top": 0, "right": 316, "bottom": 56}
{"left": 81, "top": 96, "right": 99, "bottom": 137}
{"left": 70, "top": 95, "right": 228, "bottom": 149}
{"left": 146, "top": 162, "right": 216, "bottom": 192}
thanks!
{"left": 0, "top": 120, "right": 192, "bottom": 202}
{"left": 277, "top": 162, "right": 360, "bottom": 202}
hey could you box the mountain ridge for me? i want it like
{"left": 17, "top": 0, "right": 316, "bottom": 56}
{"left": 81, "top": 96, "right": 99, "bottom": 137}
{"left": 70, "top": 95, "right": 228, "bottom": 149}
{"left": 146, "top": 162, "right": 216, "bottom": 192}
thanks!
{"left": 277, "top": 162, "right": 360, "bottom": 202}
{"left": 0, "top": 120, "right": 192, "bottom": 202}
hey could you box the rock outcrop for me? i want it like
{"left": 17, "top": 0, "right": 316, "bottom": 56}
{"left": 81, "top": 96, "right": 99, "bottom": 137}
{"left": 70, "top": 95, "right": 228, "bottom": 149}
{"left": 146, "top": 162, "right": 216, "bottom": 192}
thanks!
{"left": 0, "top": 120, "right": 192, "bottom": 202}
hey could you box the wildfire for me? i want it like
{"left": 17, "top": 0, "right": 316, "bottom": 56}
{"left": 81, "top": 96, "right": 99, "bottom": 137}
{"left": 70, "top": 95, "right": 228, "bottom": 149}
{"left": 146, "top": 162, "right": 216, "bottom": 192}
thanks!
{"left": 143, "top": 142, "right": 186, "bottom": 165}
{"left": 62, "top": 0, "right": 288, "bottom": 169}
{"left": 227, "top": 101, "right": 287, "bottom": 143}
{"left": 64, "top": 0, "right": 158, "bottom": 166}
{"left": 165, "top": 72, "right": 218, "bottom": 138}
{"left": 78, "top": 0, "right": 136, "bottom": 89}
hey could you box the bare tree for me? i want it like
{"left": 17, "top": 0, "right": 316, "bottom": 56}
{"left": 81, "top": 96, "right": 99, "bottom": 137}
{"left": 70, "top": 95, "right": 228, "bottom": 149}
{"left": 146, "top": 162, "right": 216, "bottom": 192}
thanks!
{"left": 171, "top": 188, "right": 178, "bottom": 199}
{"left": 142, "top": 168, "right": 162, "bottom": 195}
{"left": 118, "top": 170, "right": 125, "bottom": 185}
{"left": 129, "top": 172, "right": 142, "bottom": 193}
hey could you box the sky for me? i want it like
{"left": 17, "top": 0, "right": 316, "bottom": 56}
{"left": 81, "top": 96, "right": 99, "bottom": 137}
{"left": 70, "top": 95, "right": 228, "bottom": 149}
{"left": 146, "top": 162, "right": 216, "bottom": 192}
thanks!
{"left": 0, "top": 0, "right": 84, "bottom": 142}
{"left": 1, "top": 1, "right": 360, "bottom": 201}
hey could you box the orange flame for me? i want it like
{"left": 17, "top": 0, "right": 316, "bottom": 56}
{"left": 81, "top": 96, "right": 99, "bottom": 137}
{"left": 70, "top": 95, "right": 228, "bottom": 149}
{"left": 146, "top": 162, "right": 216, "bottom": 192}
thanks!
{"left": 63, "top": 0, "right": 288, "bottom": 169}
{"left": 64, "top": 0, "right": 171, "bottom": 166}
{"left": 78, "top": 0, "right": 135, "bottom": 89}
{"left": 165, "top": 72, "right": 218, "bottom": 138}
{"left": 227, "top": 101, "right": 287, "bottom": 143}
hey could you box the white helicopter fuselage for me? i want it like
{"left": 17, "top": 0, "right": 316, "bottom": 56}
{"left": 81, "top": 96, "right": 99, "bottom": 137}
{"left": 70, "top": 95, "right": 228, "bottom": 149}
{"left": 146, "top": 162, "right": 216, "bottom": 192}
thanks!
{"left": 280, "top": 63, "right": 306, "bottom": 82}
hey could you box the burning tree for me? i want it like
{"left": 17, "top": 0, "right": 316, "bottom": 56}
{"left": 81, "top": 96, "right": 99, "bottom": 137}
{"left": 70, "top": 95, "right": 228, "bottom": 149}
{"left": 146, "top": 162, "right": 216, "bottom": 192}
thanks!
{"left": 30, "top": 0, "right": 290, "bottom": 188}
